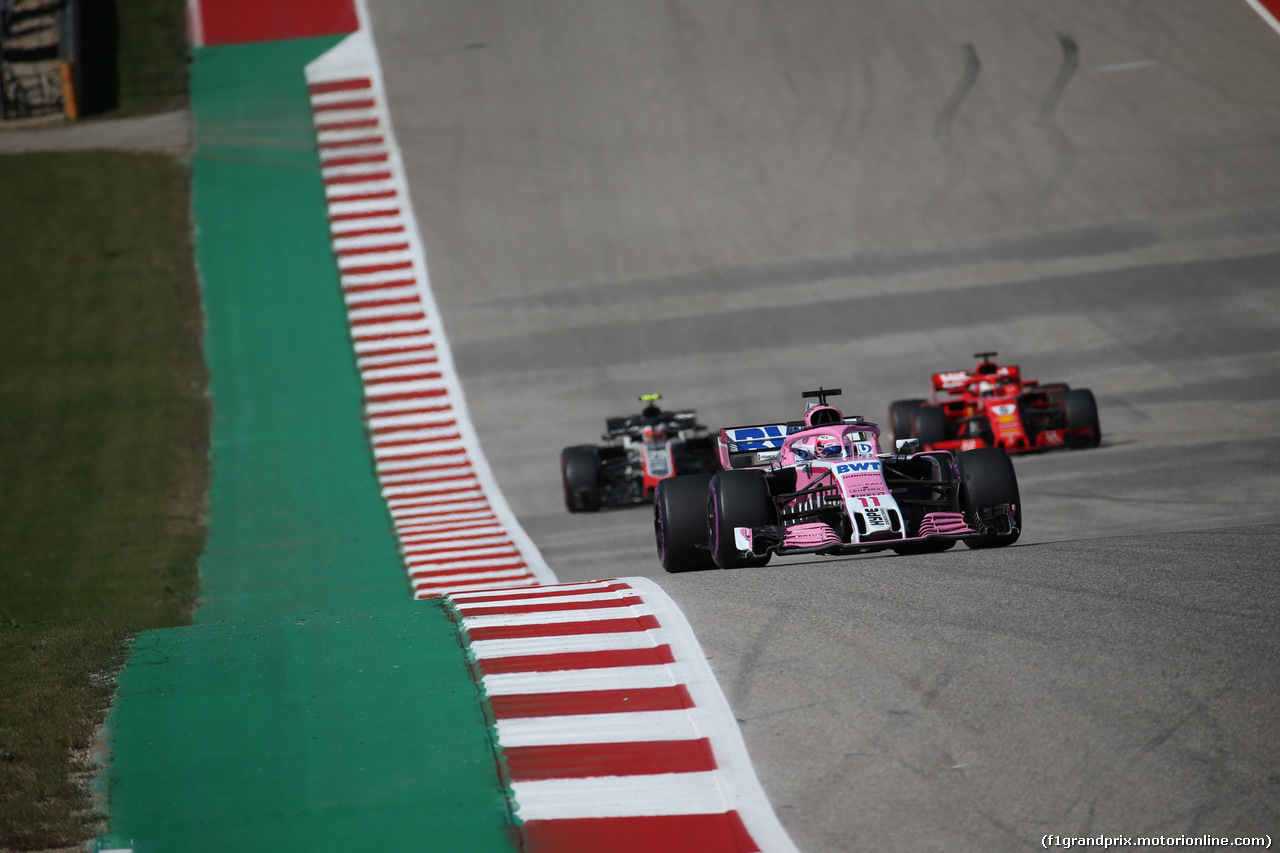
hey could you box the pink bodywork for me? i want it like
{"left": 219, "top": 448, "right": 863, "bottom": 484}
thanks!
{"left": 717, "top": 416, "right": 983, "bottom": 554}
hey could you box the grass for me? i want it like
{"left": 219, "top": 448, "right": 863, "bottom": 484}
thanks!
{"left": 116, "top": 0, "right": 191, "bottom": 115}
{"left": 0, "top": 151, "right": 207, "bottom": 850}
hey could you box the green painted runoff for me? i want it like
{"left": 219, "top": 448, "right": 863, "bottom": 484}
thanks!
{"left": 103, "top": 37, "right": 518, "bottom": 852}
{"left": 189, "top": 36, "right": 409, "bottom": 622}
{"left": 105, "top": 602, "right": 515, "bottom": 851}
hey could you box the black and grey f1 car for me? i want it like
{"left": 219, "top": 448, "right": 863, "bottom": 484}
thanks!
{"left": 561, "top": 394, "right": 719, "bottom": 512}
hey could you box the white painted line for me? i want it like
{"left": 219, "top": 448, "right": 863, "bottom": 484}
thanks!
{"left": 470, "top": 631, "right": 659, "bottom": 660}
{"left": 449, "top": 580, "right": 625, "bottom": 601}
{"left": 511, "top": 772, "right": 727, "bottom": 820}
{"left": 496, "top": 709, "right": 700, "bottom": 748}
{"left": 462, "top": 605, "right": 655, "bottom": 630}
{"left": 482, "top": 664, "right": 675, "bottom": 696}
{"left": 454, "top": 590, "right": 642, "bottom": 610}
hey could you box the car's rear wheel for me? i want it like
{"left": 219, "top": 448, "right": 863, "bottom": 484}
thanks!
{"left": 889, "top": 398, "right": 926, "bottom": 442}
{"left": 957, "top": 447, "right": 1021, "bottom": 548}
{"left": 708, "top": 469, "right": 773, "bottom": 569}
{"left": 1038, "top": 382, "right": 1069, "bottom": 402}
{"left": 561, "top": 446, "right": 603, "bottom": 512}
{"left": 1063, "top": 388, "right": 1102, "bottom": 448}
{"left": 654, "top": 475, "right": 715, "bottom": 572}
{"left": 913, "top": 405, "right": 949, "bottom": 448}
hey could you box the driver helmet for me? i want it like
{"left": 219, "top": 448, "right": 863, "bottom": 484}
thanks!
{"left": 844, "top": 432, "right": 871, "bottom": 456}
{"left": 814, "top": 434, "right": 842, "bottom": 458}
{"left": 642, "top": 424, "right": 667, "bottom": 443}
{"left": 976, "top": 380, "right": 995, "bottom": 397}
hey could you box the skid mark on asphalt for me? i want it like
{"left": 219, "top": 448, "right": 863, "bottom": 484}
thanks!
{"left": 1038, "top": 33, "right": 1080, "bottom": 195}
{"left": 931, "top": 42, "right": 981, "bottom": 204}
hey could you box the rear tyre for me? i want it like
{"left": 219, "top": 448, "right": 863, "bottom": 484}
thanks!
{"left": 889, "top": 398, "right": 926, "bottom": 442}
{"left": 654, "top": 475, "right": 716, "bottom": 572}
{"left": 957, "top": 447, "right": 1021, "bottom": 548}
{"left": 913, "top": 405, "right": 949, "bottom": 448}
{"left": 708, "top": 470, "right": 774, "bottom": 569}
{"left": 561, "top": 446, "right": 603, "bottom": 512}
{"left": 1063, "top": 388, "right": 1102, "bottom": 448}
{"left": 1039, "top": 382, "right": 1069, "bottom": 403}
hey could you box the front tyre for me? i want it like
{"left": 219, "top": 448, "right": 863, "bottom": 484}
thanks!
{"left": 708, "top": 470, "right": 774, "bottom": 569}
{"left": 654, "top": 475, "right": 715, "bottom": 572}
{"left": 913, "top": 405, "right": 949, "bottom": 449}
{"left": 957, "top": 447, "right": 1021, "bottom": 548}
{"left": 561, "top": 446, "right": 603, "bottom": 512}
{"left": 1063, "top": 388, "right": 1102, "bottom": 448}
{"left": 889, "top": 398, "right": 926, "bottom": 442}
{"left": 891, "top": 538, "right": 957, "bottom": 556}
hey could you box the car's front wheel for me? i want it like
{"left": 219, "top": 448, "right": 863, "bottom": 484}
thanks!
{"left": 708, "top": 470, "right": 774, "bottom": 569}
{"left": 913, "top": 405, "right": 949, "bottom": 448}
{"left": 561, "top": 446, "right": 603, "bottom": 512}
{"left": 1063, "top": 388, "right": 1102, "bottom": 448}
{"left": 889, "top": 398, "right": 926, "bottom": 442}
{"left": 654, "top": 475, "right": 715, "bottom": 572}
{"left": 957, "top": 447, "right": 1021, "bottom": 548}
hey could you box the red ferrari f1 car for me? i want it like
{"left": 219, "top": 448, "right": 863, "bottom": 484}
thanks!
{"left": 561, "top": 394, "right": 718, "bottom": 512}
{"left": 889, "top": 353, "right": 1101, "bottom": 454}
{"left": 653, "top": 388, "right": 1021, "bottom": 571}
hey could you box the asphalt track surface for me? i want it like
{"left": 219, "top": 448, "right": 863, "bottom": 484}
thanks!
{"left": 366, "top": 3, "right": 1280, "bottom": 850}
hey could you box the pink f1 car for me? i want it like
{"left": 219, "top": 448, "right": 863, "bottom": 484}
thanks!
{"left": 889, "top": 352, "right": 1101, "bottom": 454}
{"left": 653, "top": 388, "right": 1021, "bottom": 572}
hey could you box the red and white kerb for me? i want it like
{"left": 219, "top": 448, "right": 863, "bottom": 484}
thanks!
{"left": 305, "top": 35, "right": 555, "bottom": 599}
{"left": 447, "top": 577, "right": 798, "bottom": 853}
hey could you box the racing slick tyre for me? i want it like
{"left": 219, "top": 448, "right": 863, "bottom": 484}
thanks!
{"left": 889, "top": 398, "right": 926, "bottom": 442}
{"left": 561, "top": 446, "right": 603, "bottom": 512}
{"left": 1039, "top": 382, "right": 1069, "bottom": 404}
{"left": 913, "top": 405, "right": 949, "bottom": 449}
{"left": 891, "top": 538, "right": 957, "bottom": 556}
{"left": 708, "top": 469, "right": 773, "bottom": 569}
{"left": 654, "top": 475, "right": 716, "bottom": 572}
{"left": 957, "top": 447, "right": 1021, "bottom": 548}
{"left": 1063, "top": 388, "right": 1102, "bottom": 448}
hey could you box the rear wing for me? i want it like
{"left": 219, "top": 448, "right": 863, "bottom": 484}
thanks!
{"left": 605, "top": 410, "right": 704, "bottom": 439}
{"left": 717, "top": 422, "right": 794, "bottom": 469}
{"left": 931, "top": 369, "right": 973, "bottom": 394}
{"left": 930, "top": 364, "right": 1021, "bottom": 397}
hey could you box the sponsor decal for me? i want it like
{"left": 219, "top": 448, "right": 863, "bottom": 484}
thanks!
{"left": 864, "top": 506, "right": 889, "bottom": 527}
{"left": 726, "top": 425, "right": 788, "bottom": 451}
{"left": 938, "top": 370, "right": 969, "bottom": 388}
{"left": 836, "top": 461, "right": 881, "bottom": 474}
{"left": 1043, "top": 430, "right": 1064, "bottom": 445}
{"left": 991, "top": 404, "right": 1017, "bottom": 417}
{"left": 853, "top": 495, "right": 893, "bottom": 528}
{"left": 854, "top": 442, "right": 874, "bottom": 457}
{"left": 644, "top": 444, "right": 670, "bottom": 477}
